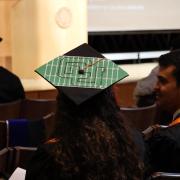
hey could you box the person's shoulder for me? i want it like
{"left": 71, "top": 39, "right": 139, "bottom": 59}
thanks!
{"left": 165, "top": 124, "right": 180, "bottom": 140}
{"left": 0, "top": 66, "right": 20, "bottom": 81}
{"left": 37, "top": 139, "right": 60, "bottom": 155}
{"left": 0, "top": 66, "right": 14, "bottom": 75}
{"left": 146, "top": 125, "right": 180, "bottom": 173}
{"left": 147, "top": 125, "right": 180, "bottom": 149}
{"left": 25, "top": 144, "right": 57, "bottom": 180}
{"left": 25, "top": 139, "right": 64, "bottom": 180}
{"left": 31, "top": 144, "right": 53, "bottom": 162}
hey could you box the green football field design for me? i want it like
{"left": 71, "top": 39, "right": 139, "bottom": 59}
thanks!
{"left": 35, "top": 56, "right": 128, "bottom": 89}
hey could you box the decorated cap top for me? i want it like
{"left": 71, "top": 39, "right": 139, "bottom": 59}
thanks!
{"left": 35, "top": 44, "right": 128, "bottom": 104}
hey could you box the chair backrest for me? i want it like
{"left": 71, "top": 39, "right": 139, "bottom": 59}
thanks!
{"left": 149, "top": 172, "right": 180, "bottom": 179}
{"left": 0, "top": 121, "right": 8, "bottom": 149}
{"left": 0, "top": 147, "right": 15, "bottom": 176}
{"left": 20, "top": 98, "right": 56, "bottom": 119}
{"left": 120, "top": 104, "right": 157, "bottom": 131}
{"left": 13, "top": 146, "right": 37, "bottom": 171}
{"left": 43, "top": 113, "right": 55, "bottom": 139}
{"left": 0, "top": 100, "right": 22, "bottom": 119}
{"left": 0, "top": 148, "right": 9, "bottom": 173}
{"left": 3, "top": 114, "right": 55, "bottom": 148}
{"left": 7, "top": 118, "right": 47, "bottom": 147}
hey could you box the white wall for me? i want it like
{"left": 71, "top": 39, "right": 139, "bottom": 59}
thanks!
{"left": 11, "top": 0, "right": 87, "bottom": 78}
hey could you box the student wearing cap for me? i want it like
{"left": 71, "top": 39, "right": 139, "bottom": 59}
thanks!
{"left": 0, "top": 37, "right": 25, "bottom": 103}
{"left": 25, "top": 44, "right": 143, "bottom": 180}
{"left": 145, "top": 50, "right": 180, "bottom": 173}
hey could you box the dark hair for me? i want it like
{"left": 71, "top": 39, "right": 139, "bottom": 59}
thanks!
{"left": 51, "top": 87, "right": 143, "bottom": 180}
{"left": 158, "top": 49, "right": 180, "bottom": 86}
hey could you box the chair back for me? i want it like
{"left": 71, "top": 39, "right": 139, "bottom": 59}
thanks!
{"left": 149, "top": 172, "right": 180, "bottom": 179}
{"left": 0, "top": 148, "right": 9, "bottom": 173}
{"left": 7, "top": 118, "right": 50, "bottom": 147}
{"left": 0, "top": 100, "right": 22, "bottom": 119}
{"left": 0, "top": 121, "right": 8, "bottom": 149}
{"left": 43, "top": 113, "right": 55, "bottom": 139}
{"left": 120, "top": 104, "right": 157, "bottom": 131}
{"left": 20, "top": 98, "right": 56, "bottom": 119}
{"left": 13, "top": 146, "right": 37, "bottom": 171}
{"left": 2, "top": 113, "right": 54, "bottom": 148}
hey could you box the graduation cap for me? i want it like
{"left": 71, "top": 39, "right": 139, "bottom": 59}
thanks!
{"left": 35, "top": 43, "right": 128, "bottom": 105}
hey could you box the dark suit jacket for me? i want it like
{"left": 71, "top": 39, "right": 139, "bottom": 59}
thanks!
{"left": 146, "top": 123, "right": 180, "bottom": 173}
{"left": 0, "top": 66, "right": 25, "bottom": 103}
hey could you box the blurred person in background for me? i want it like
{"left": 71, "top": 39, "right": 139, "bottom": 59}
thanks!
{"left": 0, "top": 37, "right": 25, "bottom": 103}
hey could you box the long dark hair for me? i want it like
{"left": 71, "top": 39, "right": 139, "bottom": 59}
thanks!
{"left": 51, "top": 87, "right": 143, "bottom": 180}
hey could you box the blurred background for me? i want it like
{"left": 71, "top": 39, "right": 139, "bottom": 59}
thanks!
{"left": 1, "top": 0, "right": 180, "bottom": 106}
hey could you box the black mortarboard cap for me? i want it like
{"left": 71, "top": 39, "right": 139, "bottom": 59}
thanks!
{"left": 35, "top": 43, "right": 128, "bottom": 104}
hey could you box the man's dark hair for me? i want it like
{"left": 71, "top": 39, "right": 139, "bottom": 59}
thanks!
{"left": 158, "top": 49, "right": 180, "bottom": 86}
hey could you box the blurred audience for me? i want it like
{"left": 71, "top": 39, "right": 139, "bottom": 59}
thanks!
{"left": 0, "top": 37, "right": 25, "bottom": 103}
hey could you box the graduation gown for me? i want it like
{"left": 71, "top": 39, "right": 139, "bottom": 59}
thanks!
{"left": 146, "top": 120, "right": 180, "bottom": 173}
{"left": 25, "top": 142, "right": 82, "bottom": 180}
{"left": 25, "top": 142, "right": 118, "bottom": 180}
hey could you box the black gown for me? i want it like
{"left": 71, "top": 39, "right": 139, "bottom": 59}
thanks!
{"left": 25, "top": 142, "right": 124, "bottom": 180}
{"left": 25, "top": 131, "right": 145, "bottom": 180}
{"left": 25, "top": 143, "right": 82, "bottom": 180}
{"left": 146, "top": 123, "right": 180, "bottom": 173}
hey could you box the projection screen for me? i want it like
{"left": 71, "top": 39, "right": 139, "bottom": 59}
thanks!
{"left": 88, "top": 0, "right": 180, "bottom": 32}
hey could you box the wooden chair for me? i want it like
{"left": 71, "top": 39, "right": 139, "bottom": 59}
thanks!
{"left": 0, "top": 111, "right": 55, "bottom": 174}
{"left": 1, "top": 113, "right": 55, "bottom": 148}
{"left": 120, "top": 104, "right": 157, "bottom": 131}
{"left": 20, "top": 98, "right": 56, "bottom": 119}
{"left": 0, "top": 100, "right": 22, "bottom": 119}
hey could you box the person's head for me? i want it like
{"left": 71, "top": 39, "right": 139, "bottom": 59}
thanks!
{"left": 155, "top": 49, "right": 180, "bottom": 114}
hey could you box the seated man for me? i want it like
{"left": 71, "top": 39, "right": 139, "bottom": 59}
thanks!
{"left": 145, "top": 49, "right": 180, "bottom": 173}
